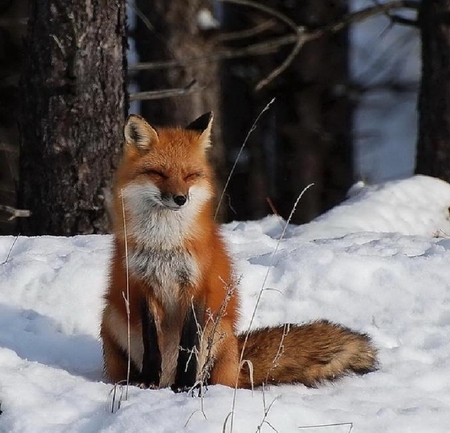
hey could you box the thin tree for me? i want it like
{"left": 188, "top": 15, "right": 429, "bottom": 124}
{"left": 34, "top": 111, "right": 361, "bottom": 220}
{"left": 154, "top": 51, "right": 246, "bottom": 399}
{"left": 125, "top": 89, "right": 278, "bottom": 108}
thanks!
{"left": 0, "top": 0, "right": 28, "bottom": 233}
{"left": 221, "top": 0, "right": 352, "bottom": 223}
{"left": 273, "top": 0, "right": 353, "bottom": 224}
{"left": 19, "top": 0, "right": 127, "bottom": 235}
{"left": 133, "top": 0, "right": 227, "bottom": 215}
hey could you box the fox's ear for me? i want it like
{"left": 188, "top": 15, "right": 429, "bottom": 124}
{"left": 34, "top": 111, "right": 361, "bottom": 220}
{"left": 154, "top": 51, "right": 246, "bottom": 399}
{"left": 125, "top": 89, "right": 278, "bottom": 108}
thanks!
{"left": 124, "top": 114, "right": 158, "bottom": 151}
{"left": 186, "top": 112, "right": 213, "bottom": 149}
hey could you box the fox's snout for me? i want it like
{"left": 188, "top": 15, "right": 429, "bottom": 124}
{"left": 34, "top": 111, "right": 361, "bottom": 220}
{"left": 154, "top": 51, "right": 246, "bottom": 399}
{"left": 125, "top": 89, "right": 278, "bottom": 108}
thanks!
{"left": 160, "top": 191, "right": 189, "bottom": 209}
{"left": 173, "top": 194, "right": 187, "bottom": 206}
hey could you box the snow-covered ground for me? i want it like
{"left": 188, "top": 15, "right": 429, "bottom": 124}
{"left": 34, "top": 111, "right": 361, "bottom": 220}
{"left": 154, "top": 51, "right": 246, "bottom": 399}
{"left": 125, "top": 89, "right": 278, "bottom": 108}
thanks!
{"left": 1, "top": 175, "right": 450, "bottom": 433}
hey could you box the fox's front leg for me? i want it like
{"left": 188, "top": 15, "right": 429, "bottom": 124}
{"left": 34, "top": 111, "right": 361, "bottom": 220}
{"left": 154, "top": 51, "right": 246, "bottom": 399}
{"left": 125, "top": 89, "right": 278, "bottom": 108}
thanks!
{"left": 171, "top": 302, "right": 204, "bottom": 393}
{"left": 194, "top": 314, "right": 239, "bottom": 389}
{"left": 140, "top": 299, "right": 162, "bottom": 388}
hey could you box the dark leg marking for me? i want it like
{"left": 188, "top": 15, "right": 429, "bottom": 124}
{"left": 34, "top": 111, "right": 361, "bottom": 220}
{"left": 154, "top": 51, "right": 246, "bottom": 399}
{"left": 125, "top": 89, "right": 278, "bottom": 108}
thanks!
{"left": 140, "top": 299, "right": 162, "bottom": 388}
{"left": 172, "top": 302, "right": 205, "bottom": 393}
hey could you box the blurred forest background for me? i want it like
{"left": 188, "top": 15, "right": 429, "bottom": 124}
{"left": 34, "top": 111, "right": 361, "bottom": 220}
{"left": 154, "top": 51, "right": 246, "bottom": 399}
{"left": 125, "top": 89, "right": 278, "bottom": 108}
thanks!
{"left": 0, "top": 0, "right": 446, "bottom": 236}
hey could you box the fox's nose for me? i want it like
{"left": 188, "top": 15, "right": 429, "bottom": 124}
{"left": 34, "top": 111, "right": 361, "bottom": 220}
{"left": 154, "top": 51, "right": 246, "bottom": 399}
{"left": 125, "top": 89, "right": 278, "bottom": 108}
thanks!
{"left": 173, "top": 195, "right": 187, "bottom": 206}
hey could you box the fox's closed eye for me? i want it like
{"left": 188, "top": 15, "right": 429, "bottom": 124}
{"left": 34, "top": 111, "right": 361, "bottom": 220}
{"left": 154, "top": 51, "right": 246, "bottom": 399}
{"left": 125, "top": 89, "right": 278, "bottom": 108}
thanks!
{"left": 147, "top": 169, "right": 167, "bottom": 179}
{"left": 185, "top": 172, "right": 202, "bottom": 181}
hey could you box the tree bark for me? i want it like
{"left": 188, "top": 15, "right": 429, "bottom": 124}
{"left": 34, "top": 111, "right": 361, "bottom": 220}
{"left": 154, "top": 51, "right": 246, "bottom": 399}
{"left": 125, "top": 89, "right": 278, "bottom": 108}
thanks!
{"left": 416, "top": 0, "right": 450, "bottom": 180}
{"left": 19, "top": 0, "right": 127, "bottom": 235}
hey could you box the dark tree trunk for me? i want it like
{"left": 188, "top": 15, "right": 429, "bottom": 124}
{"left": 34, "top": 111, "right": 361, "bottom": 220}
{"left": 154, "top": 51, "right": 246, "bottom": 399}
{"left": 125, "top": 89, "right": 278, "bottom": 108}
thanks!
{"left": 19, "top": 0, "right": 127, "bottom": 235}
{"left": 134, "top": 1, "right": 226, "bottom": 215}
{"left": 221, "top": 1, "right": 353, "bottom": 224}
{"left": 274, "top": 1, "right": 353, "bottom": 224}
{"left": 220, "top": 4, "right": 274, "bottom": 221}
{"left": 0, "top": 0, "right": 28, "bottom": 234}
{"left": 416, "top": 0, "right": 450, "bottom": 179}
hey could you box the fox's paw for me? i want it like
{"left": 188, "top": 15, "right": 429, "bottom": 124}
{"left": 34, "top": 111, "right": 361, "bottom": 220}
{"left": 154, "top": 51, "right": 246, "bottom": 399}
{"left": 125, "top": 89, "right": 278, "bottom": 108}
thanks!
{"left": 132, "top": 381, "right": 159, "bottom": 390}
{"left": 171, "top": 381, "right": 207, "bottom": 397}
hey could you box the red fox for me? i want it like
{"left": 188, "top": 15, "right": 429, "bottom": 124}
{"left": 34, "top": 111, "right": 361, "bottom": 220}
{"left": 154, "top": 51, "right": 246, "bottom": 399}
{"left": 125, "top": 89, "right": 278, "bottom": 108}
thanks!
{"left": 100, "top": 113, "right": 377, "bottom": 391}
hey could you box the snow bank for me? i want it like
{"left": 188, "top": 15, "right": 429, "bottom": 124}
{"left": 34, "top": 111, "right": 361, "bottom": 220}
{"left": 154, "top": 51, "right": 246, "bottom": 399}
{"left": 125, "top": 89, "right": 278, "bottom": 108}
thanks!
{"left": 1, "top": 175, "right": 450, "bottom": 433}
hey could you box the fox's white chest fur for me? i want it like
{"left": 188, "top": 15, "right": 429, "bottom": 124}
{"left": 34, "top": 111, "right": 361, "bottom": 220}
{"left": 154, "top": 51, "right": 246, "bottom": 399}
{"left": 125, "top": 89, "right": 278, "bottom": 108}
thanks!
{"left": 121, "top": 184, "right": 204, "bottom": 310}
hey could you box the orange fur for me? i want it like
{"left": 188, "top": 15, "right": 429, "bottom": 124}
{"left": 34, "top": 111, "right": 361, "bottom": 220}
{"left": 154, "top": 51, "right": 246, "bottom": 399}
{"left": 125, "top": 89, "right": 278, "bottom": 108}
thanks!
{"left": 100, "top": 113, "right": 378, "bottom": 391}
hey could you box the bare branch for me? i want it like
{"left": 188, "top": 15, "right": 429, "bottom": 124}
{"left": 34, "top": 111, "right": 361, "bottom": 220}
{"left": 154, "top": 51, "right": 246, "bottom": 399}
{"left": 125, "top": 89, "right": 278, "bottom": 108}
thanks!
{"left": 127, "top": 0, "right": 155, "bottom": 34}
{"left": 255, "top": 36, "right": 304, "bottom": 91}
{"left": 0, "top": 143, "right": 18, "bottom": 153}
{"left": 215, "top": 98, "right": 276, "bottom": 220}
{"left": 1, "top": 234, "right": 19, "bottom": 265}
{"left": 217, "top": 19, "right": 277, "bottom": 42}
{"left": 129, "top": 0, "right": 419, "bottom": 90}
{"left": 120, "top": 190, "right": 131, "bottom": 401}
{"left": 0, "top": 205, "right": 31, "bottom": 220}
{"left": 229, "top": 184, "right": 314, "bottom": 432}
{"left": 298, "top": 422, "right": 354, "bottom": 432}
{"left": 390, "top": 15, "right": 418, "bottom": 27}
{"left": 369, "top": 0, "right": 419, "bottom": 27}
{"left": 220, "top": 0, "right": 307, "bottom": 91}
{"left": 314, "top": 0, "right": 419, "bottom": 36}
{"left": 129, "top": 80, "right": 198, "bottom": 101}
{"left": 221, "top": 0, "right": 299, "bottom": 33}
{"left": 128, "top": 35, "right": 295, "bottom": 72}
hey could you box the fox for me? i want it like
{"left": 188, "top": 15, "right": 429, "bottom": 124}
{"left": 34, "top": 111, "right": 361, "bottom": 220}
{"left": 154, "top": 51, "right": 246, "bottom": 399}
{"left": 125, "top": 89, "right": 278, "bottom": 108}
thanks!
{"left": 100, "top": 112, "right": 378, "bottom": 392}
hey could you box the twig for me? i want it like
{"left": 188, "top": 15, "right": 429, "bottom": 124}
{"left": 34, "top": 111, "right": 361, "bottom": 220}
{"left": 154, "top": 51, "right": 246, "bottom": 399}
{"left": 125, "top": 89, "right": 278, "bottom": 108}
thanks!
{"left": 265, "top": 323, "right": 290, "bottom": 384}
{"left": 215, "top": 98, "right": 276, "bottom": 220}
{"left": 1, "top": 234, "right": 19, "bottom": 265}
{"left": 127, "top": 0, "right": 156, "bottom": 33}
{"left": 217, "top": 20, "right": 277, "bottom": 42}
{"left": 266, "top": 197, "right": 279, "bottom": 216}
{"left": 238, "top": 184, "right": 314, "bottom": 359}
{"left": 109, "top": 381, "right": 127, "bottom": 413}
{"left": 127, "top": 0, "right": 180, "bottom": 62}
{"left": 389, "top": 15, "right": 418, "bottom": 26}
{"left": 184, "top": 409, "right": 207, "bottom": 428}
{"left": 221, "top": 0, "right": 307, "bottom": 91}
{"left": 370, "top": 0, "right": 418, "bottom": 28}
{"left": 228, "top": 183, "right": 314, "bottom": 432}
{"left": 128, "top": 35, "right": 295, "bottom": 71}
{"left": 0, "top": 205, "right": 31, "bottom": 221}
{"left": 298, "top": 422, "right": 353, "bottom": 432}
{"left": 253, "top": 0, "right": 419, "bottom": 90}
{"left": 198, "top": 277, "right": 236, "bottom": 385}
{"left": 310, "top": 1, "right": 418, "bottom": 36}
{"left": 221, "top": 0, "right": 299, "bottom": 32}
{"left": 255, "top": 392, "right": 280, "bottom": 433}
{"left": 129, "top": 80, "right": 198, "bottom": 101}
{"left": 120, "top": 191, "right": 131, "bottom": 401}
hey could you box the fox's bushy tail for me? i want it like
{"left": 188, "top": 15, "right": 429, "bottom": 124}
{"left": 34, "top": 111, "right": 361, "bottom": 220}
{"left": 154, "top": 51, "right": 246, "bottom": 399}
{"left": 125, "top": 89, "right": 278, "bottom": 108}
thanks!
{"left": 237, "top": 320, "right": 378, "bottom": 388}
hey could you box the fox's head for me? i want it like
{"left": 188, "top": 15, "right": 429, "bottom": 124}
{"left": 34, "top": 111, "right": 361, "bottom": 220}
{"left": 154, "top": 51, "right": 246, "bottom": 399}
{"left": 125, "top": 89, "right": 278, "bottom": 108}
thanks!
{"left": 115, "top": 113, "right": 215, "bottom": 232}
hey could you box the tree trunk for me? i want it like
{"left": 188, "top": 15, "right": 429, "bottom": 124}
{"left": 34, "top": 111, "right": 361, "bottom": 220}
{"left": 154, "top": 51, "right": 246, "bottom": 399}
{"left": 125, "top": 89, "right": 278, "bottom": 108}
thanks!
{"left": 134, "top": 1, "right": 226, "bottom": 216}
{"left": 19, "top": 0, "right": 127, "bottom": 235}
{"left": 220, "top": 3, "right": 274, "bottom": 221}
{"left": 416, "top": 0, "right": 450, "bottom": 180}
{"left": 274, "top": 1, "right": 353, "bottom": 224}
{"left": 221, "top": 1, "right": 352, "bottom": 224}
{"left": 0, "top": 0, "right": 28, "bottom": 234}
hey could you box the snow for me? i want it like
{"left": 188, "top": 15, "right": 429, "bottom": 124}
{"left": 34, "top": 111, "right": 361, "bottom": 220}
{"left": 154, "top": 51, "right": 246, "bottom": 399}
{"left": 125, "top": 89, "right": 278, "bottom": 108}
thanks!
{"left": 1, "top": 175, "right": 450, "bottom": 433}
{"left": 197, "top": 8, "right": 220, "bottom": 31}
